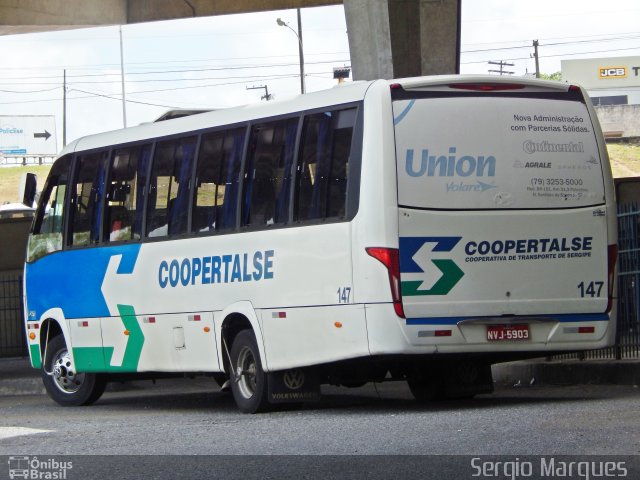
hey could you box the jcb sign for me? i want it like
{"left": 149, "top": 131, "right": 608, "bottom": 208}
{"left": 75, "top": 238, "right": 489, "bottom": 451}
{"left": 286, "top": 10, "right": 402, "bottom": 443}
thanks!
{"left": 599, "top": 67, "right": 627, "bottom": 79}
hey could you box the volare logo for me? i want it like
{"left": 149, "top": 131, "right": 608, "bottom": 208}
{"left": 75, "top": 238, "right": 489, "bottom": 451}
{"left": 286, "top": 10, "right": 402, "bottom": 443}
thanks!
{"left": 399, "top": 237, "right": 464, "bottom": 296}
{"left": 599, "top": 67, "right": 627, "bottom": 79}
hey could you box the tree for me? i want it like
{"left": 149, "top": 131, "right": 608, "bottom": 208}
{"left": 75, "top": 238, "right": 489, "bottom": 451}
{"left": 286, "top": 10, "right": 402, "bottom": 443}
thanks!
{"left": 540, "top": 71, "right": 562, "bottom": 81}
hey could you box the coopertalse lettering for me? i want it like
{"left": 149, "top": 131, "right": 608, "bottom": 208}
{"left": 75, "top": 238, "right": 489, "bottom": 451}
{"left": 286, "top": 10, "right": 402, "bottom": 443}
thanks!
{"left": 159, "top": 250, "right": 275, "bottom": 288}
{"left": 465, "top": 237, "right": 592, "bottom": 256}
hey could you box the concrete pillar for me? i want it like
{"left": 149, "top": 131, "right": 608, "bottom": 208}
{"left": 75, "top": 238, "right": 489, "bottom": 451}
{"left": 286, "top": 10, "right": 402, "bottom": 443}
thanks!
{"left": 343, "top": 0, "right": 394, "bottom": 81}
{"left": 344, "top": 0, "right": 460, "bottom": 80}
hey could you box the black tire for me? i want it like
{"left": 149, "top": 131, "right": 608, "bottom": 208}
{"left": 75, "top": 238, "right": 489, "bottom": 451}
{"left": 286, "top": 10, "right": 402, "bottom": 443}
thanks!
{"left": 407, "top": 376, "right": 444, "bottom": 403}
{"left": 41, "top": 335, "right": 106, "bottom": 406}
{"left": 229, "top": 329, "right": 269, "bottom": 413}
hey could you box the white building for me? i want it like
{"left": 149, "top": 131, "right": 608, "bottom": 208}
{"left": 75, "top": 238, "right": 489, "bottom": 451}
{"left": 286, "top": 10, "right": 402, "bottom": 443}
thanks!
{"left": 562, "top": 56, "right": 640, "bottom": 106}
{"left": 562, "top": 56, "right": 640, "bottom": 138}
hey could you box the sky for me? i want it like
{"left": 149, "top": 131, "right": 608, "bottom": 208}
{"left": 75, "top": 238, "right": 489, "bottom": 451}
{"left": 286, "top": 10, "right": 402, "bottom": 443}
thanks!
{"left": 0, "top": 0, "right": 638, "bottom": 154}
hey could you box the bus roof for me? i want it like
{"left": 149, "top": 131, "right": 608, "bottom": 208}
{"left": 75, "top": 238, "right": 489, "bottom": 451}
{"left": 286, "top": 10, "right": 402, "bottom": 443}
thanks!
{"left": 60, "top": 80, "right": 375, "bottom": 156}
{"left": 59, "top": 74, "right": 574, "bottom": 157}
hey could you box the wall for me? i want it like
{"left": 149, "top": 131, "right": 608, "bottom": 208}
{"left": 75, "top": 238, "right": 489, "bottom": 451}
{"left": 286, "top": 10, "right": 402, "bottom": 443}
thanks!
{"left": 0, "top": 217, "right": 31, "bottom": 272}
{"left": 595, "top": 104, "right": 640, "bottom": 138}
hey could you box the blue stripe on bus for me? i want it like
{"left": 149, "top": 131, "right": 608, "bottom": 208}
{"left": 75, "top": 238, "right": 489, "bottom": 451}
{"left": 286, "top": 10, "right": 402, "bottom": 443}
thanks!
{"left": 406, "top": 313, "right": 610, "bottom": 325}
{"left": 26, "top": 244, "right": 141, "bottom": 320}
{"left": 393, "top": 99, "right": 415, "bottom": 125}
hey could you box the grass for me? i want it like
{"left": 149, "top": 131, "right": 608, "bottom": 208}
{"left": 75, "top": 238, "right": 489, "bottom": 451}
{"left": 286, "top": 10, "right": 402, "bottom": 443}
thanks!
{"left": 1, "top": 144, "right": 639, "bottom": 205}
{"left": 608, "top": 143, "right": 640, "bottom": 178}
{"left": 0, "top": 165, "right": 52, "bottom": 205}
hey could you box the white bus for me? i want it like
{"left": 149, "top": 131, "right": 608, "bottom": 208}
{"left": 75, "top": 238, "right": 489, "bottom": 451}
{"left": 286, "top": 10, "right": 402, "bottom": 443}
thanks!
{"left": 24, "top": 75, "right": 617, "bottom": 413}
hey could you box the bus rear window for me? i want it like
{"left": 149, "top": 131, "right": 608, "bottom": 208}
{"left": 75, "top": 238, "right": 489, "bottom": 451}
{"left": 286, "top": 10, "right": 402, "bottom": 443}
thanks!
{"left": 393, "top": 96, "right": 605, "bottom": 210}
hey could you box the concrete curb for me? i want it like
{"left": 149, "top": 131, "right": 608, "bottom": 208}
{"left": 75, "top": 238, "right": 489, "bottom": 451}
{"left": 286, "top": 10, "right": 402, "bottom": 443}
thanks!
{"left": 0, "top": 377, "right": 46, "bottom": 396}
{"left": 2, "top": 357, "right": 640, "bottom": 397}
{"left": 492, "top": 359, "right": 640, "bottom": 386}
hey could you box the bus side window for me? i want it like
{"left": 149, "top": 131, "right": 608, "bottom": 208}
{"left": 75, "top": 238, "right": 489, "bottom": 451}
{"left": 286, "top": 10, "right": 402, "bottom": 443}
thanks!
{"left": 147, "top": 136, "right": 196, "bottom": 238}
{"left": 192, "top": 127, "right": 245, "bottom": 234}
{"left": 27, "top": 154, "right": 72, "bottom": 262}
{"left": 295, "top": 108, "right": 356, "bottom": 222}
{"left": 69, "top": 151, "right": 109, "bottom": 247}
{"left": 242, "top": 118, "right": 297, "bottom": 227}
{"left": 105, "top": 145, "right": 151, "bottom": 242}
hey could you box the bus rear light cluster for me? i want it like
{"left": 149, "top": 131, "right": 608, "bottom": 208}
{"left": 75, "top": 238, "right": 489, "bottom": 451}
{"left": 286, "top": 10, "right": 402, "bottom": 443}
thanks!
{"left": 448, "top": 83, "right": 525, "bottom": 91}
{"left": 564, "top": 326, "right": 595, "bottom": 334}
{"left": 366, "top": 247, "right": 405, "bottom": 318}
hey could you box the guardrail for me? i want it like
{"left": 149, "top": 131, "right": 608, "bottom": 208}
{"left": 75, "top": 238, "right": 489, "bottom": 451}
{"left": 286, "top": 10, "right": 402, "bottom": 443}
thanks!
{"left": 0, "top": 156, "right": 55, "bottom": 167}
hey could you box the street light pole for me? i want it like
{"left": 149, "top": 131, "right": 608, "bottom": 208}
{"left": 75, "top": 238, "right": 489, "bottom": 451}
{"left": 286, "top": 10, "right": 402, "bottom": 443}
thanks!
{"left": 277, "top": 10, "right": 305, "bottom": 94}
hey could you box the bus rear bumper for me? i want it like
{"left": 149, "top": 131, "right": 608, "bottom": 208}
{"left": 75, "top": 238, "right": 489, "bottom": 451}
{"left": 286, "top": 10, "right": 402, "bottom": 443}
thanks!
{"left": 364, "top": 303, "right": 616, "bottom": 356}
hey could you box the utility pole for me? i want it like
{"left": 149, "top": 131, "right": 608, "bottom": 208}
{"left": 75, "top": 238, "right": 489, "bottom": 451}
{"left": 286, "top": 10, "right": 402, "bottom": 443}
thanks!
{"left": 488, "top": 60, "right": 514, "bottom": 76}
{"left": 119, "top": 25, "right": 127, "bottom": 128}
{"left": 532, "top": 39, "right": 540, "bottom": 79}
{"left": 246, "top": 85, "right": 272, "bottom": 101}
{"left": 296, "top": 9, "right": 305, "bottom": 94}
{"left": 63, "top": 69, "right": 67, "bottom": 147}
{"left": 277, "top": 10, "right": 305, "bottom": 94}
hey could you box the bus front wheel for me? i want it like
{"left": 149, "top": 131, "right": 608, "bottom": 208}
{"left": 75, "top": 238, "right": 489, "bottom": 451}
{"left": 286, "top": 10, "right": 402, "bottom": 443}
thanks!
{"left": 229, "top": 329, "right": 269, "bottom": 413}
{"left": 41, "top": 335, "right": 106, "bottom": 406}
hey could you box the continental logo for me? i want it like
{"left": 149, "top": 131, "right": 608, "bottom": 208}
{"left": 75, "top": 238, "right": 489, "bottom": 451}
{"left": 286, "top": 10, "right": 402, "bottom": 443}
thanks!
{"left": 599, "top": 67, "right": 626, "bottom": 79}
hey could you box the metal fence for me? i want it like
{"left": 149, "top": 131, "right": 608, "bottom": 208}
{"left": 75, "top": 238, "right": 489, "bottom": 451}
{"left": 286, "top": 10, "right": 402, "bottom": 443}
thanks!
{"left": 0, "top": 273, "right": 27, "bottom": 357}
{"left": 612, "top": 201, "right": 640, "bottom": 359}
{"left": 553, "top": 201, "right": 640, "bottom": 361}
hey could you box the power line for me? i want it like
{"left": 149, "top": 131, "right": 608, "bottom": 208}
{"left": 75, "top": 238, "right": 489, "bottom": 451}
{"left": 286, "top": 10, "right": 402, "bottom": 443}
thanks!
{"left": 0, "top": 58, "right": 350, "bottom": 81}
{"left": 0, "top": 74, "right": 303, "bottom": 105}
{"left": 461, "top": 44, "right": 640, "bottom": 65}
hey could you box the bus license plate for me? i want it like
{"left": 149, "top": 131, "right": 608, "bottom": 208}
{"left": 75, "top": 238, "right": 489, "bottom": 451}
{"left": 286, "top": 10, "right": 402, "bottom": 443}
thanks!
{"left": 487, "top": 324, "right": 530, "bottom": 341}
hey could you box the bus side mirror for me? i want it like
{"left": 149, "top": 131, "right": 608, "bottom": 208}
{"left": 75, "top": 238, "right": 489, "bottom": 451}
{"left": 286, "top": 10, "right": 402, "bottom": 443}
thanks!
{"left": 20, "top": 173, "right": 37, "bottom": 207}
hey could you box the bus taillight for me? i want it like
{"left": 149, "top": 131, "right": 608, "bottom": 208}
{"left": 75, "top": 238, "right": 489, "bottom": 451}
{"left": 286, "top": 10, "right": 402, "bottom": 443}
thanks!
{"left": 366, "top": 247, "right": 405, "bottom": 318}
{"left": 448, "top": 83, "right": 525, "bottom": 91}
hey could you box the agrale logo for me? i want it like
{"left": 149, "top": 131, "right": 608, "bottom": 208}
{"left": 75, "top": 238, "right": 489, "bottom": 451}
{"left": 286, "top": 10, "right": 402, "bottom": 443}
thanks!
{"left": 399, "top": 237, "right": 464, "bottom": 296}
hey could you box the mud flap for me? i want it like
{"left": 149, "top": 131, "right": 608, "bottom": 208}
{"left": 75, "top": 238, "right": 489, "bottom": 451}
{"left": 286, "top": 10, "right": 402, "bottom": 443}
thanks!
{"left": 267, "top": 368, "right": 321, "bottom": 404}
{"left": 444, "top": 362, "right": 494, "bottom": 398}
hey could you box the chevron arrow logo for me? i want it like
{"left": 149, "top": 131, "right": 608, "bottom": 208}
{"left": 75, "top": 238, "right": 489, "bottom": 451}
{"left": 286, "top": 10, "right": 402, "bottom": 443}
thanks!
{"left": 399, "top": 237, "right": 464, "bottom": 296}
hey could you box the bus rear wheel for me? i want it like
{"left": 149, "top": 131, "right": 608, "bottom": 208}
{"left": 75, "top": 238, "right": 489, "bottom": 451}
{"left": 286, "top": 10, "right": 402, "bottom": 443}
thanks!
{"left": 41, "top": 335, "right": 106, "bottom": 406}
{"left": 407, "top": 375, "right": 444, "bottom": 403}
{"left": 229, "top": 329, "right": 269, "bottom": 413}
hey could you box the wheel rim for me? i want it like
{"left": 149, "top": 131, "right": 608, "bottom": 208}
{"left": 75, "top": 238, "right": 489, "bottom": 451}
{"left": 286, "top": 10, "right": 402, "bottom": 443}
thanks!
{"left": 235, "top": 346, "right": 257, "bottom": 400}
{"left": 51, "top": 348, "right": 85, "bottom": 394}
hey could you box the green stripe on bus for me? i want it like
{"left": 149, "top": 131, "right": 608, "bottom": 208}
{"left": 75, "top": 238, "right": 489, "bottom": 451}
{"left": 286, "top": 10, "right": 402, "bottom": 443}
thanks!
{"left": 116, "top": 304, "right": 145, "bottom": 371}
{"left": 72, "top": 304, "right": 145, "bottom": 373}
{"left": 30, "top": 344, "right": 41, "bottom": 369}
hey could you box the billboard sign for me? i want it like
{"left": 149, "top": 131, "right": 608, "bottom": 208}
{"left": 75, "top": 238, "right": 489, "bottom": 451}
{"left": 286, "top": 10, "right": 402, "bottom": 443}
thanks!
{"left": 0, "top": 116, "right": 57, "bottom": 156}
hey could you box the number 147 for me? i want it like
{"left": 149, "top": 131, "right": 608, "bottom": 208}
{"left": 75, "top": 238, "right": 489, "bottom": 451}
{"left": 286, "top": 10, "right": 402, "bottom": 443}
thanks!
{"left": 578, "top": 281, "right": 604, "bottom": 298}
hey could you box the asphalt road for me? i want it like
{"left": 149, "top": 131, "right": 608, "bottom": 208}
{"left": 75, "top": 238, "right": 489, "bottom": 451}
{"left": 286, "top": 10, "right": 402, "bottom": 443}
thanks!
{"left": 1, "top": 381, "right": 639, "bottom": 479}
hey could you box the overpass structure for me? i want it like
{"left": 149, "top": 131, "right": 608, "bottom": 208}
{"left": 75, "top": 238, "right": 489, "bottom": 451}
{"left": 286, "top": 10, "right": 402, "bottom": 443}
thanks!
{"left": 0, "top": 0, "right": 460, "bottom": 80}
